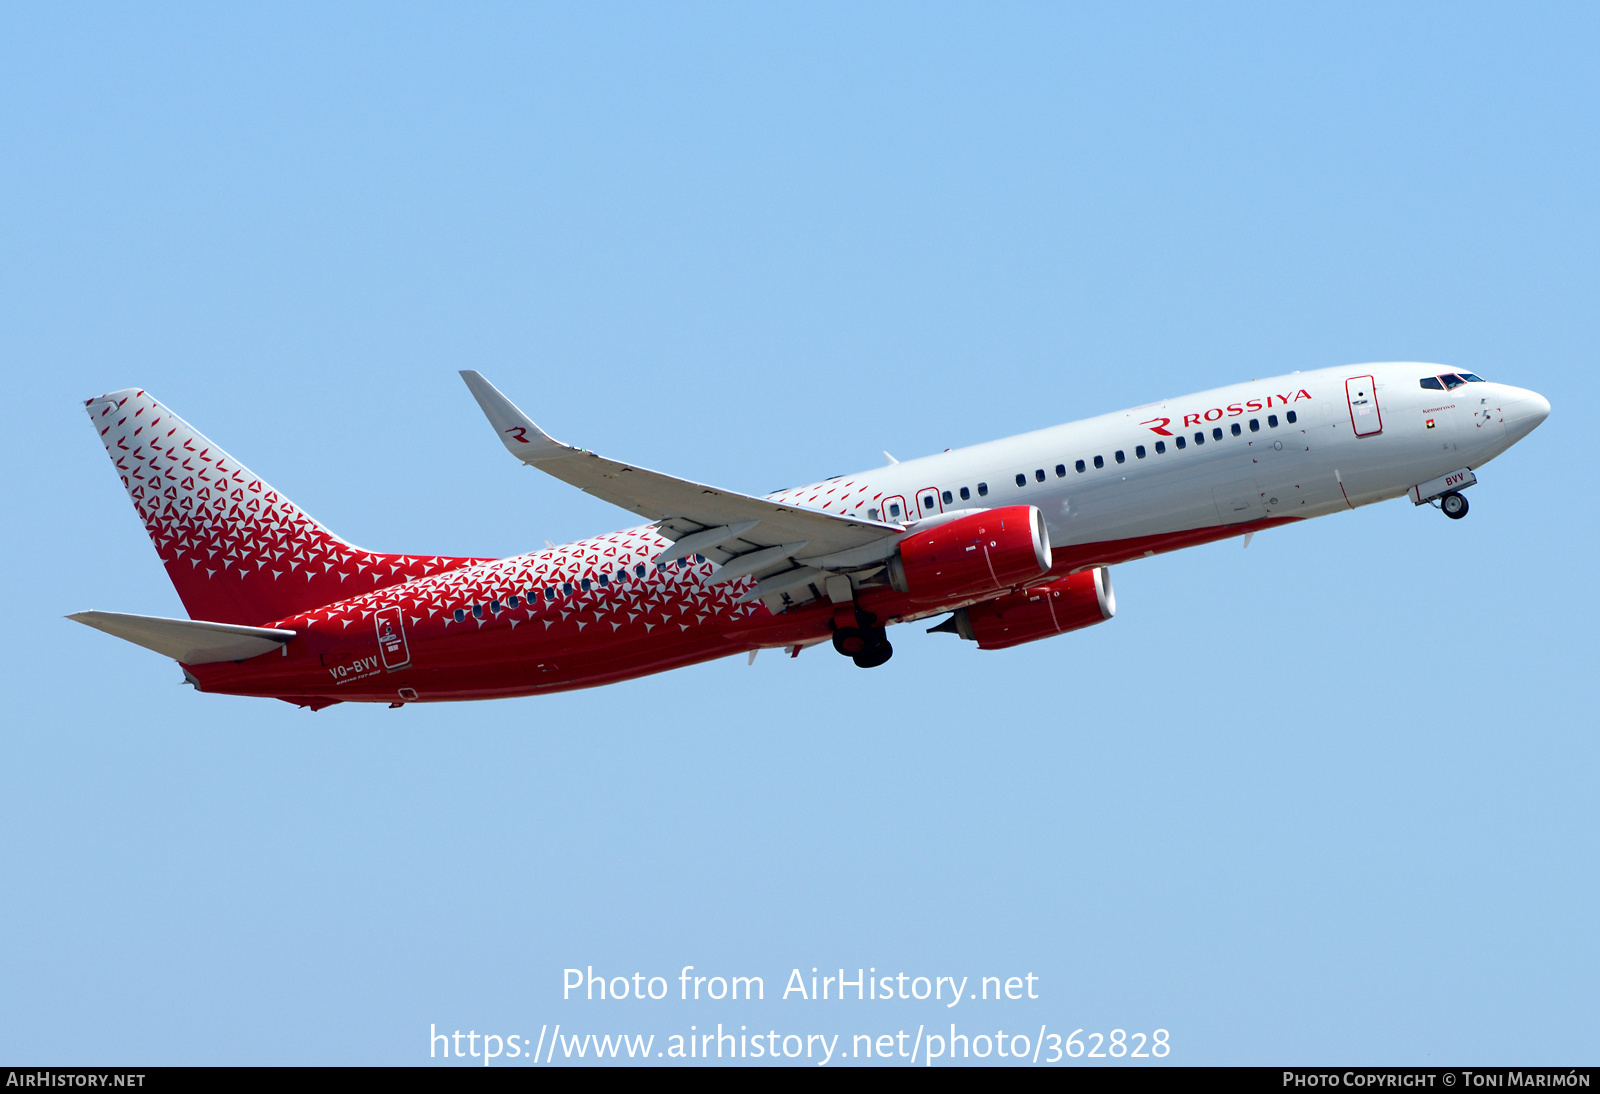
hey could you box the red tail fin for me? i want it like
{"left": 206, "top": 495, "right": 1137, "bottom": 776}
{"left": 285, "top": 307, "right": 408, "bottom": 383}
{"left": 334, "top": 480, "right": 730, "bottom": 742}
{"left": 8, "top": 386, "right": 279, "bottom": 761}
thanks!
{"left": 86, "top": 388, "right": 485, "bottom": 626}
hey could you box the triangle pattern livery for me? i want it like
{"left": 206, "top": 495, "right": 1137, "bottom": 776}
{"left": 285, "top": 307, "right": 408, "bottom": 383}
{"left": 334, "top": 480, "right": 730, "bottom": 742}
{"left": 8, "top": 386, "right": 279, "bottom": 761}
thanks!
{"left": 70, "top": 364, "right": 1549, "bottom": 709}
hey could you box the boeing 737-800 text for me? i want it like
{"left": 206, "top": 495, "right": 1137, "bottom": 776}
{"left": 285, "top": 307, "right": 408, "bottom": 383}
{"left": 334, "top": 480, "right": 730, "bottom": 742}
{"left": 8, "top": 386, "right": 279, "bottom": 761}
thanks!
{"left": 71, "top": 363, "right": 1548, "bottom": 708}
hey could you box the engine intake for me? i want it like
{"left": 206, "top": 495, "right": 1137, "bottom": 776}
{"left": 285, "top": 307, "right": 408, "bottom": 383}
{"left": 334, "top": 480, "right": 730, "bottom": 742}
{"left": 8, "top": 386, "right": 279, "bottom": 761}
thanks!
{"left": 933, "top": 567, "right": 1116, "bottom": 650}
{"left": 886, "top": 505, "right": 1051, "bottom": 602}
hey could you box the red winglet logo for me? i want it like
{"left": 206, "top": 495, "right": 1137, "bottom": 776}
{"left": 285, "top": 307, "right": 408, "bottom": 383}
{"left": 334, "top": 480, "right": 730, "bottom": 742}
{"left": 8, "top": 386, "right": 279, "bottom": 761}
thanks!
{"left": 1140, "top": 416, "right": 1173, "bottom": 436}
{"left": 505, "top": 426, "right": 529, "bottom": 443}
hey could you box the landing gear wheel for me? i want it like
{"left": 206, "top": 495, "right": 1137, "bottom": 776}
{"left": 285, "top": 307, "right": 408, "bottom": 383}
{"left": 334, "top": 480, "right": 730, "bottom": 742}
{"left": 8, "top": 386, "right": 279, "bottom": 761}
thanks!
{"left": 852, "top": 639, "right": 893, "bottom": 668}
{"left": 1441, "top": 492, "right": 1469, "bottom": 519}
{"left": 832, "top": 626, "right": 869, "bottom": 656}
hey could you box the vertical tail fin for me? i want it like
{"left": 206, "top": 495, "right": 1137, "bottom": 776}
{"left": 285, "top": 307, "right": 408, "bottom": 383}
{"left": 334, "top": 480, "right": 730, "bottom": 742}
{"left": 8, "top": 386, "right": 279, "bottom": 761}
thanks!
{"left": 85, "top": 388, "right": 482, "bottom": 626}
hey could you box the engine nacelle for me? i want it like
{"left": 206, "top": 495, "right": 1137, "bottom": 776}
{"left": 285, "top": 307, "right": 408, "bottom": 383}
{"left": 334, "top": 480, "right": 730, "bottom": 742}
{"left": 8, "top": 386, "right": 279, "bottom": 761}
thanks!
{"left": 887, "top": 505, "right": 1051, "bottom": 603}
{"left": 939, "top": 567, "right": 1115, "bottom": 650}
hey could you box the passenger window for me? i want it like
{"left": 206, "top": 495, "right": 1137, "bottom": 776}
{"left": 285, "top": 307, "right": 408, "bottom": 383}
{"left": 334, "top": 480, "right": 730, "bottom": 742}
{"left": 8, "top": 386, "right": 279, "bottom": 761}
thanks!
{"left": 1135, "top": 445, "right": 1146, "bottom": 458}
{"left": 490, "top": 599, "right": 501, "bottom": 612}
{"left": 507, "top": 595, "right": 519, "bottom": 608}
{"left": 1015, "top": 473, "right": 1026, "bottom": 487}
{"left": 580, "top": 578, "right": 591, "bottom": 591}
{"left": 959, "top": 487, "right": 970, "bottom": 501}
{"left": 1035, "top": 469, "right": 1046, "bottom": 482}
{"left": 1230, "top": 423, "right": 1241, "bottom": 436}
{"left": 472, "top": 604, "right": 484, "bottom": 619}
{"left": 1093, "top": 455, "right": 1104, "bottom": 469}
{"left": 597, "top": 574, "right": 609, "bottom": 587}
{"left": 923, "top": 494, "right": 936, "bottom": 509}
{"left": 942, "top": 490, "right": 952, "bottom": 504}
{"left": 1075, "top": 459, "right": 1086, "bottom": 473}
{"left": 1055, "top": 464, "right": 1066, "bottom": 477}
{"left": 1419, "top": 376, "right": 1444, "bottom": 390}
{"left": 867, "top": 507, "right": 879, "bottom": 520}
{"left": 1115, "top": 450, "right": 1125, "bottom": 463}
{"left": 562, "top": 581, "right": 573, "bottom": 594}
{"left": 1212, "top": 427, "right": 1223, "bottom": 441}
{"left": 977, "top": 482, "right": 988, "bottom": 497}
{"left": 1155, "top": 440, "right": 1166, "bottom": 454}
{"left": 635, "top": 564, "right": 646, "bottom": 577}
{"left": 453, "top": 608, "right": 465, "bottom": 622}
{"left": 1441, "top": 374, "right": 1465, "bottom": 390}
{"left": 1194, "top": 432, "right": 1204, "bottom": 445}
{"left": 888, "top": 503, "right": 902, "bottom": 518}
{"left": 696, "top": 554, "right": 706, "bottom": 563}
{"left": 1286, "top": 410, "right": 1297, "bottom": 424}
{"left": 1175, "top": 436, "right": 1186, "bottom": 449}
{"left": 1249, "top": 418, "right": 1260, "bottom": 432}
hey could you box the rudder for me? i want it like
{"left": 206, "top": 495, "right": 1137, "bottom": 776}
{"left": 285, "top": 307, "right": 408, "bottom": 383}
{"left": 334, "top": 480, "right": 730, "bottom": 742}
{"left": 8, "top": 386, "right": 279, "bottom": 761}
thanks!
{"left": 86, "top": 388, "right": 482, "bottom": 626}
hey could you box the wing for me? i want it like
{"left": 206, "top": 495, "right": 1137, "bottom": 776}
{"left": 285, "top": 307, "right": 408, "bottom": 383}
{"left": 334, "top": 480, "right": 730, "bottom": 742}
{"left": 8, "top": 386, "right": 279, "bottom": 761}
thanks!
{"left": 460, "top": 372, "right": 904, "bottom": 599}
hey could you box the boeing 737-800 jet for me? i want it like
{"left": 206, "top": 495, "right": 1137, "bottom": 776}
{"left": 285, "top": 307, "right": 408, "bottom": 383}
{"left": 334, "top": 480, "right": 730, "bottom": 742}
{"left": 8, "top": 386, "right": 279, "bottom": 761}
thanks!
{"left": 71, "top": 363, "right": 1548, "bottom": 708}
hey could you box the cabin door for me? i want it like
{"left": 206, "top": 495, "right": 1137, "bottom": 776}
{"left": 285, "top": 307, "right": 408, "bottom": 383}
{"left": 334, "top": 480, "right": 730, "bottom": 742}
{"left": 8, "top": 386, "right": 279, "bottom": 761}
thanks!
{"left": 375, "top": 607, "right": 410, "bottom": 671}
{"left": 1346, "top": 376, "right": 1383, "bottom": 437}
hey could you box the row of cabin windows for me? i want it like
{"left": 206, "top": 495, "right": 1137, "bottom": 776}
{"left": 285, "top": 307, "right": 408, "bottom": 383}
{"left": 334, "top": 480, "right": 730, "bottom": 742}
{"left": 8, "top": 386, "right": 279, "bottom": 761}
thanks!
{"left": 877, "top": 484, "right": 990, "bottom": 519}
{"left": 451, "top": 555, "right": 705, "bottom": 622}
{"left": 871, "top": 412, "right": 1303, "bottom": 520}
{"left": 1030, "top": 411, "right": 1298, "bottom": 481}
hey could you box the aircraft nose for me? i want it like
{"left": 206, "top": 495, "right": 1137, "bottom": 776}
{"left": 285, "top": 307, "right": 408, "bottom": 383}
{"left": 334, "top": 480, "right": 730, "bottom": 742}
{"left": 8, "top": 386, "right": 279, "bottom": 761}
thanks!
{"left": 1502, "top": 387, "right": 1551, "bottom": 442}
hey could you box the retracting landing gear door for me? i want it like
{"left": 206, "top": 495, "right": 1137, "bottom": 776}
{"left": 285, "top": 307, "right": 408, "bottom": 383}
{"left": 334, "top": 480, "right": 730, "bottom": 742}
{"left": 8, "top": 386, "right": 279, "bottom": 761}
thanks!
{"left": 375, "top": 607, "right": 410, "bottom": 671}
{"left": 1346, "top": 375, "right": 1383, "bottom": 437}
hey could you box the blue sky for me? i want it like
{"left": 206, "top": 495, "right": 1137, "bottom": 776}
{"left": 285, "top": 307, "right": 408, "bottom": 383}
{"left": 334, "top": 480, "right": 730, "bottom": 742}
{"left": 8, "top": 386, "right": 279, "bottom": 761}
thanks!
{"left": 2, "top": 3, "right": 1595, "bottom": 1065}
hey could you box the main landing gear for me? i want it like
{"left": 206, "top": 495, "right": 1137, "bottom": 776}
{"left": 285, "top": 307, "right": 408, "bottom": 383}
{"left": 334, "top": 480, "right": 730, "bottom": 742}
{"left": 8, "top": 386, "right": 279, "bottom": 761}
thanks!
{"left": 1440, "top": 491, "right": 1469, "bottom": 520}
{"left": 831, "top": 609, "right": 893, "bottom": 669}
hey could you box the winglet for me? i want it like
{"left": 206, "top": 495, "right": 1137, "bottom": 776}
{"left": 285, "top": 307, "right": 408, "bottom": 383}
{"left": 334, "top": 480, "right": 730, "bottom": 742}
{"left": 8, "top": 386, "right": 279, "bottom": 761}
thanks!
{"left": 459, "top": 371, "right": 572, "bottom": 464}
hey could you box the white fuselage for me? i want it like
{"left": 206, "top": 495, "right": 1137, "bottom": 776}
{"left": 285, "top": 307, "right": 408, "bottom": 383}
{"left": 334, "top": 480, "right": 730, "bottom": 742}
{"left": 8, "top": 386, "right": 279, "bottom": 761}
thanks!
{"left": 771, "top": 362, "right": 1550, "bottom": 552}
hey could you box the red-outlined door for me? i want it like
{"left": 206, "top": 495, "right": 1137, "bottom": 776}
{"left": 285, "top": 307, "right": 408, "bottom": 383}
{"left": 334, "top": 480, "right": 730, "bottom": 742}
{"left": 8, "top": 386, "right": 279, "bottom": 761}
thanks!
{"left": 881, "top": 495, "right": 909, "bottom": 523}
{"left": 375, "top": 607, "right": 410, "bottom": 671}
{"left": 1346, "top": 375, "right": 1383, "bottom": 437}
{"left": 916, "top": 486, "right": 943, "bottom": 519}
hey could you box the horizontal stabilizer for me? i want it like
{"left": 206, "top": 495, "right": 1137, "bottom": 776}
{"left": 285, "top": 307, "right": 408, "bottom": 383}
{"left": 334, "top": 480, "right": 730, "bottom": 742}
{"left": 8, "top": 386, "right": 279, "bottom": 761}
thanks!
{"left": 68, "top": 611, "right": 296, "bottom": 664}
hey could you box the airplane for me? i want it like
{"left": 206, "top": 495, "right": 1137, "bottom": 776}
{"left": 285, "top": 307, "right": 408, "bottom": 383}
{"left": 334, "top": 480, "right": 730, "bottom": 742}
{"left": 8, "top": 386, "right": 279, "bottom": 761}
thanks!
{"left": 70, "top": 363, "right": 1548, "bottom": 709}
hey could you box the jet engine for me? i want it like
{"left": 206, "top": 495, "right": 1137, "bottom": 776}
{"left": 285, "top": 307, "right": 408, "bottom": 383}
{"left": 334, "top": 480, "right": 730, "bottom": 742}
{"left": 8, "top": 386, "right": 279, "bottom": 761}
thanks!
{"left": 930, "top": 567, "right": 1115, "bottom": 650}
{"left": 886, "top": 505, "right": 1051, "bottom": 602}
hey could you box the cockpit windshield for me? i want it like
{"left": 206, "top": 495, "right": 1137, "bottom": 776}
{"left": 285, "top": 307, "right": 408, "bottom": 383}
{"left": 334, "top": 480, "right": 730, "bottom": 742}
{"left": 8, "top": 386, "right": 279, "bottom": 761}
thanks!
{"left": 1420, "top": 371, "right": 1486, "bottom": 391}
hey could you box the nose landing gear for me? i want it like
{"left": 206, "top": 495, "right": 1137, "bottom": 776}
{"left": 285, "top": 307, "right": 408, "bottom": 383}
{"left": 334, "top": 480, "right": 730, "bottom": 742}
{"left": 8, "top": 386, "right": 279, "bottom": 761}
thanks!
{"left": 1440, "top": 491, "right": 1469, "bottom": 519}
